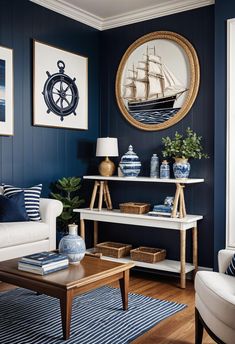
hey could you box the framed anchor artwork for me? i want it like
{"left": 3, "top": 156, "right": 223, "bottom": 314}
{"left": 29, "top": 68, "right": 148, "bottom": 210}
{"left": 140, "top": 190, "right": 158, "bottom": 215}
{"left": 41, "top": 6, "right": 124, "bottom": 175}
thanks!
{"left": 116, "top": 31, "right": 200, "bottom": 131}
{"left": 33, "top": 40, "right": 88, "bottom": 130}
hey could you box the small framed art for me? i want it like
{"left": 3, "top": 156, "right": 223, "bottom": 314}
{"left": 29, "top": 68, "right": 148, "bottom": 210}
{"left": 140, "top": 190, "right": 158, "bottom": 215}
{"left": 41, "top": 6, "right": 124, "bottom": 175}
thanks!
{"left": 0, "top": 45, "right": 13, "bottom": 136}
{"left": 33, "top": 40, "right": 88, "bottom": 130}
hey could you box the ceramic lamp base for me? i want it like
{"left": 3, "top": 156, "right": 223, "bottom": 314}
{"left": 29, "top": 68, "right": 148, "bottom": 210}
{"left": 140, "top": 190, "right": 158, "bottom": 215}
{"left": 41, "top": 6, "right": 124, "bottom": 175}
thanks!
{"left": 99, "top": 157, "right": 115, "bottom": 176}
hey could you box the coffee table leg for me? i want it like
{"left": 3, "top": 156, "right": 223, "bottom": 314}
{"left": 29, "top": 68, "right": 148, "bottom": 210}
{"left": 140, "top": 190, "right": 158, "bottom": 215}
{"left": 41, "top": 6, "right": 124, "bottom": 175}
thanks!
{"left": 119, "top": 270, "right": 129, "bottom": 310}
{"left": 60, "top": 291, "right": 73, "bottom": 340}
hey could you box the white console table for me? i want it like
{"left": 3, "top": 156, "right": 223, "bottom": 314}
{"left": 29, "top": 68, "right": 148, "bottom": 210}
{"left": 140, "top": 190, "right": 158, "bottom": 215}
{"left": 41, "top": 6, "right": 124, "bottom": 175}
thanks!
{"left": 76, "top": 175, "right": 204, "bottom": 288}
{"left": 74, "top": 208, "right": 203, "bottom": 289}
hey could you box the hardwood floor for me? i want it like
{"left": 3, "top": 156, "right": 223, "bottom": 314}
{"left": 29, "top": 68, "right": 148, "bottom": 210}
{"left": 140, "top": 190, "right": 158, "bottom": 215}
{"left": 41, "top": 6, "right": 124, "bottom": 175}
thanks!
{"left": 0, "top": 271, "right": 215, "bottom": 343}
{"left": 114, "top": 271, "right": 215, "bottom": 344}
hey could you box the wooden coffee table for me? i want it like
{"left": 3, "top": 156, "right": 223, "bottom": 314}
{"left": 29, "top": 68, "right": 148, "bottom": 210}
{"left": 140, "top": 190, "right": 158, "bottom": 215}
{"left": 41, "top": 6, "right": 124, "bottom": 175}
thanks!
{"left": 0, "top": 255, "right": 134, "bottom": 340}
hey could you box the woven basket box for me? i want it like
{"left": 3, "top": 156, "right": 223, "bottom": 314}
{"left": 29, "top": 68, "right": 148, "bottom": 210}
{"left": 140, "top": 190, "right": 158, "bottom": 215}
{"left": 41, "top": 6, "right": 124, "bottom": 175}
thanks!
{"left": 119, "top": 202, "right": 150, "bottom": 214}
{"left": 130, "top": 246, "right": 166, "bottom": 263}
{"left": 95, "top": 242, "right": 132, "bottom": 258}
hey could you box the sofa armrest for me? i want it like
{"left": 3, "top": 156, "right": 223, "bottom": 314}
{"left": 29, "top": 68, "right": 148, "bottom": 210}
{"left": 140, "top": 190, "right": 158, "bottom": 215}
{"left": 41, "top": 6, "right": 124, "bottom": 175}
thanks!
{"left": 218, "top": 249, "right": 235, "bottom": 273}
{"left": 39, "top": 198, "right": 63, "bottom": 250}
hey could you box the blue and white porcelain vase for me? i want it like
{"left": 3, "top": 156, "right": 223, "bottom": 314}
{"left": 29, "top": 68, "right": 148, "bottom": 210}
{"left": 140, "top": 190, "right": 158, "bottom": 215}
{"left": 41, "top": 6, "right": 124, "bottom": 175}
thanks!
{"left": 173, "top": 158, "right": 191, "bottom": 179}
{"left": 160, "top": 160, "right": 170, "bottom": 179}
{"left": 59, "top": 224, "right": 86, "bottom": 264}
{"left": 119, "top": 145, "right": 141, "bottom": 177}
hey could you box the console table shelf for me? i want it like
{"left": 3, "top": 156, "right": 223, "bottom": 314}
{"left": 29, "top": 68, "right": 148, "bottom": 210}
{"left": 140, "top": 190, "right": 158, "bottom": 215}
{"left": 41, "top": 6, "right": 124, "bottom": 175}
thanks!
{"left": 86, "top": 248, "right": 195, "bottom": 274}
{"left": 74, "top": 208, "right": 203, "bottom": 288}
{"left": 83, "top": 175, "right": 204, "bottom": 218}
{"left": 83, "top": 175, "right": 204, "bottom": 184}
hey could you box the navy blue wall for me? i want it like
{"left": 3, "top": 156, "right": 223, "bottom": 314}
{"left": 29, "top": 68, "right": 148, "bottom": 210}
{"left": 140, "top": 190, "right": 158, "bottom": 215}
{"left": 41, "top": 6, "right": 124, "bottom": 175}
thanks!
{"left": 214, "top": 0, "right": 235, "bottom": 267}
{"left": 99, "top": 6, "right": 214, "bottom": 267}
{"left": 0, "top": 0, "right": 219, "bottom": 268}
{"left": 0, "top": 0, "right": 100, "bottom": 196}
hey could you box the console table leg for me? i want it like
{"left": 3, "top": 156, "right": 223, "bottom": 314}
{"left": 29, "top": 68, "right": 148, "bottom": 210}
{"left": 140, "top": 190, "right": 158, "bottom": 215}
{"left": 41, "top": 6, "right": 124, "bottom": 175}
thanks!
{"left": 119, "top": 270, "right": 129, "bottom": 310}
{"left": 180, "top": 229, "right": 186, "bottom": 289}
{"left": 60, "top": 291, "right": 73, "bottom": 340}
{"left": 105, "top": 182, "right": 113, "bottom": 210}
{"left": 172, "top": 184, "right": 181, "bottom": 217}
{"left": 80, "top": 219, "right": 85, "bottom": 240}
{"left": 193, "top": 226, "right": 198, "bottom": 276}
{"left": 94, "top": 221, "right": 98, "bottom": 246}
{"left": 90, "top": 181, "right": 99, "bottom": 209}
{"left": 98, "top": 181, "right": 104, "bottom": 211}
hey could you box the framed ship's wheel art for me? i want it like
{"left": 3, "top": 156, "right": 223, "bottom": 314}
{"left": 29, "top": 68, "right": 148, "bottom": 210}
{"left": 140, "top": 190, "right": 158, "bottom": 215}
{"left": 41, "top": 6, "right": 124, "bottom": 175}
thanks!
{"left": 115, "top": 31, "right": 200, "bottom": 131}
{"left": 33, "top": 41, "right": 88, "bottom": 130}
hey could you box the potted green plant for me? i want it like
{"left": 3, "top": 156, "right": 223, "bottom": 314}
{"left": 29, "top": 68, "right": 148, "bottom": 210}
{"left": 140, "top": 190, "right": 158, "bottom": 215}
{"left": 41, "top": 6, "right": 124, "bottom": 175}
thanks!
{"left": 50, "top": 177, "right": 85, "bottom": 236}
{"left": 161, "top": 127, "right": 209, "bottom": 178}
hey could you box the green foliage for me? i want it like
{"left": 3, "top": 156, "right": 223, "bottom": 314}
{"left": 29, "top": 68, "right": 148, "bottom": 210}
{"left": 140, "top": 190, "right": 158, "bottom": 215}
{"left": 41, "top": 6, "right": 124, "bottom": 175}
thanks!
{"left": 50, "top": 177, "right": 85, "bottom": 233}
{"left": 162, "top": 127, "right": 209, "bottom": 160}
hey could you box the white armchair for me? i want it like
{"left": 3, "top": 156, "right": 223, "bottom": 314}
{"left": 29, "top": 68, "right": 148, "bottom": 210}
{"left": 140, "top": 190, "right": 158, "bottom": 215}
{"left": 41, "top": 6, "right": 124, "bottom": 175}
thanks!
{"left": 195, "top": 249, "right": 235, "bottom": 344}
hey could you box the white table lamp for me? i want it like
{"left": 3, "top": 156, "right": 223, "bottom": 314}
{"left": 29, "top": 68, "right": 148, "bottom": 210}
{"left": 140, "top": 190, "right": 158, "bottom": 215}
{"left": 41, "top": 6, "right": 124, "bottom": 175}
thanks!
{"left": 96, "top": 137, "right": 119, "bottom": 176}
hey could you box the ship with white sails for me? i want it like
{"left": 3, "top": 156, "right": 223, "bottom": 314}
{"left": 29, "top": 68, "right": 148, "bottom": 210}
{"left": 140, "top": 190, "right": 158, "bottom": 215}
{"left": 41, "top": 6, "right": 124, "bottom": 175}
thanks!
{"left": 123, "top": 48, "right": 187, "bottom": 114}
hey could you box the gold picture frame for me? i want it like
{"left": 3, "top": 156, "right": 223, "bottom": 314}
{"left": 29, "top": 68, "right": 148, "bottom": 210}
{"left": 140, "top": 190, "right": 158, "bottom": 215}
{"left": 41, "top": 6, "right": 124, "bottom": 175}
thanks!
{"left": 115, "top": 31, "right": 200, "bottom": 131}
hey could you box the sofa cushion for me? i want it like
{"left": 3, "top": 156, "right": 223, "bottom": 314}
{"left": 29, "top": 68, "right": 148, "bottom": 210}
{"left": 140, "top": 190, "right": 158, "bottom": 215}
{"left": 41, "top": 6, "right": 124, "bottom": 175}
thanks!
{"left": 225, "top": 254, "right": 235, "bottom": 276}
{"left": 195, "top": 271, "right": 235, "bottom": 330}
{"left": 0, "top": 192, "right": 29, "bottom": 222}
{"left": 3, "top": 184, "right": 42, "bottom": 221}
{"left": 0, "top": 222, "right": 50, "bottom": 249}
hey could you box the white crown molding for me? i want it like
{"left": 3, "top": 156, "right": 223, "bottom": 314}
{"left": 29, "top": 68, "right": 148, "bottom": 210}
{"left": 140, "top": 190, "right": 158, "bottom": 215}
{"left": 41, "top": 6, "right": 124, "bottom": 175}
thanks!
{"left": 103, "top": 0, "right": 215, "bottom": 30}
{"left": 30, "top": 0, "right": 103, "bottom": 30}
{"left": 30, "top": 0, "right": 214, "bottom": 31}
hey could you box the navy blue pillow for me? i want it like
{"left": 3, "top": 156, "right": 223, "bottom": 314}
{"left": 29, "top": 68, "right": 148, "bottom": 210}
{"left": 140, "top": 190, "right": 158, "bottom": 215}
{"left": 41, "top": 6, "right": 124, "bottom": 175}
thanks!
{"left": 225, "top": 254, "right": 235, "bottom": 276}
{"left": 0, "top": 192, "right": 29, "bottom": 222}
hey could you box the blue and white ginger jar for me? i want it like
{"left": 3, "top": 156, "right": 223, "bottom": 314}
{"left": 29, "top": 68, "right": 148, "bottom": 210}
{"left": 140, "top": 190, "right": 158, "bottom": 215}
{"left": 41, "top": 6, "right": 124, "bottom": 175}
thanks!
{"left": 59, "top": 224, "right": 86, "bottom": 264}
{"left": 173, "top": 158, "right": 191, "bottom": 179}
{"left": 119, "top": 145, "right": 141, "bottom": 177}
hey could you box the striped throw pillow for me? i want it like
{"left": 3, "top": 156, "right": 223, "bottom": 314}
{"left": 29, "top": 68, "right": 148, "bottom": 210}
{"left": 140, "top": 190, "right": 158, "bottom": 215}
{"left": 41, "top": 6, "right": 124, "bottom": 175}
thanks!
{"left": 225, "top": 254, "right": 235, "bottom": 276}
{"left": 3, "top": 184, "right": 42, "bottom": 221}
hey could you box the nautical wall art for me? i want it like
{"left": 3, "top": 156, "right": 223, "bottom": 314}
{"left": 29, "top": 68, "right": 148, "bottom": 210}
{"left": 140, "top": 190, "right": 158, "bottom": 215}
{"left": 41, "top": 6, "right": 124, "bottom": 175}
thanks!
{"left": 33, "top": 41, "right": 88, "bottom": 130}
{"left": 116, "top": 31, "right": 200, "bottom": 131}
{"left": 0, "top": 45, "right": 13, "bottom": 136}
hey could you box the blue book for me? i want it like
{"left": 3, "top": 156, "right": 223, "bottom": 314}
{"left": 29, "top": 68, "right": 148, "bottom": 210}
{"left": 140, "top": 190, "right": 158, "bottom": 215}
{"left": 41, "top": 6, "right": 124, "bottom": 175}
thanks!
{"left": 18, "top": 261, "right": 68, "bottom": 275}
{"left": 20, "top": 252, "right": 68, "bottom": 266}
{"left": 153, "top": 204, "right": 172, "bottom": 213}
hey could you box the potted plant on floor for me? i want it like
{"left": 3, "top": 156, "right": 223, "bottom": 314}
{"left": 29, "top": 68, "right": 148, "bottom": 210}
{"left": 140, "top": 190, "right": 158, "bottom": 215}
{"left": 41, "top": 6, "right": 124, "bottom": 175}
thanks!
{"left": 50, "top": 177, "right": 85, "bottom": 245}
{"left": 161, "top": 127, "right": 209, "bottom": 179}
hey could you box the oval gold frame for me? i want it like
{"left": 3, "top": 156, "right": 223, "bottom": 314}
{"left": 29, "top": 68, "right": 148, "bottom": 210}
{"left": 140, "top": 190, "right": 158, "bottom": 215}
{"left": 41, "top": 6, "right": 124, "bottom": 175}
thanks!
{"left": 115, "top": 31, "right": 200, "bottom": 131}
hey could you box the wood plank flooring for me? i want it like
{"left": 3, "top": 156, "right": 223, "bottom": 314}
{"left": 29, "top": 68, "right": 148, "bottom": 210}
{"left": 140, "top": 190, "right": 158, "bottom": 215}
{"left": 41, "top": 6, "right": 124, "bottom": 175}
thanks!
{"left": 0, "top": 271, "right": 215, "bottom": 343}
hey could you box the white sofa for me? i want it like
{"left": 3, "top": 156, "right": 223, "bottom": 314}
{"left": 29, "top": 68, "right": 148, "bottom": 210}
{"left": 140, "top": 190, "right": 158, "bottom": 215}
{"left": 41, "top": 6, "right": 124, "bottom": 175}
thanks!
{"left": 195, "top": 249, "right": 235, "bottom": 344}
{"left": 0, "top": 198, "right": 63, "bottom": 262}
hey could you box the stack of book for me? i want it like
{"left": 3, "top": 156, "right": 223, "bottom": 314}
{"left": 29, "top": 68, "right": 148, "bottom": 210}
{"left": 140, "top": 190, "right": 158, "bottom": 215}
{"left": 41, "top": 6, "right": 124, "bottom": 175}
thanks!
{"left": 18, "top": 252, "right": 69, "bottom": 275}
{"left": 148, "top": 204, "right": 175, "bottom": 217}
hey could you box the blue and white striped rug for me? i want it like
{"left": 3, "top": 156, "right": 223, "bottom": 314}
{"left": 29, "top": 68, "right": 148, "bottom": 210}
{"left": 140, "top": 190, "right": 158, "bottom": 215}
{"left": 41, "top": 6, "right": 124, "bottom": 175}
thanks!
{"left": 0, "top": 286, "right": 186, "bottom": 344}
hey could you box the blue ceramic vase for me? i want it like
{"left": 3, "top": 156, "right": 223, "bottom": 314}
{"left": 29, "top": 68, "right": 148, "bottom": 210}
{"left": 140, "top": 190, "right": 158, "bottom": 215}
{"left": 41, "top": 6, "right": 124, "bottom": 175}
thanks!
{"left": 59, "top": 224, "right": 86, "bottom": 264}
{"left": 173, "top": 158, "right": 191, "bottom": 179}
{"left": 160, "top": 160, "right": 170, "bottom": 179}
{"left": 119, "top": 145, "right": 141, "bottom": 177}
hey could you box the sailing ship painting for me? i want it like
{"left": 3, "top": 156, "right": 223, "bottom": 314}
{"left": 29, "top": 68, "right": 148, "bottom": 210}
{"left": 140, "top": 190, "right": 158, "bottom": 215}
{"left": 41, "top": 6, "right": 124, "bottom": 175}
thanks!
{"left": 121, "top": 41, "right": 189, "bottom": 125}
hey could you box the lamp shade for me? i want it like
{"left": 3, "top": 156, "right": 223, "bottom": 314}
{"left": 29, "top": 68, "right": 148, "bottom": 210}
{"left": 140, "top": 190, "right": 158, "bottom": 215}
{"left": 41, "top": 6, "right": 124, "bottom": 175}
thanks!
{"left": 96, "top": 137, "right": 119, "bottom": 157}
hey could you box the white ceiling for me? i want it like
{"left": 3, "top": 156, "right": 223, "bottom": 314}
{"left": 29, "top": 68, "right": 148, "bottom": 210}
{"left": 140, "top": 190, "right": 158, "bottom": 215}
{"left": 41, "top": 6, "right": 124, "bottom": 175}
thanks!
{"left": 31, "top": 0, "right": 214, "bottom": 30}
{"left": 66, "top": 0, "right": 165, "bottom": 18}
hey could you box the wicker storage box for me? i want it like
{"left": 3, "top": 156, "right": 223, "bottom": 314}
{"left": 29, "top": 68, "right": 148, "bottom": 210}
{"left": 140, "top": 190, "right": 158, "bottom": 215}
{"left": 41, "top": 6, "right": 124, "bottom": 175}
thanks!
{"left": 95, "top": 242, "right": 132, "bottom": 258}
{"left": 130, "top": 246, "right": 166, "bottom": 263}
{"left": 119, "top": 202, "right": 150, "bottom": 214}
